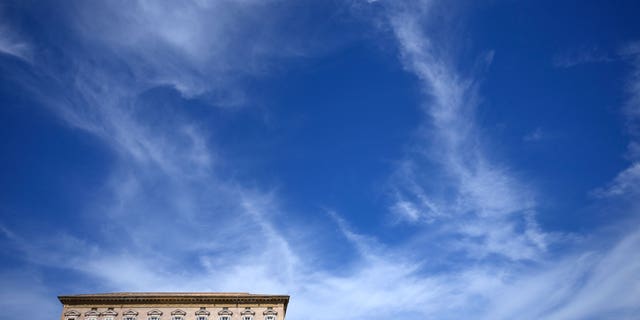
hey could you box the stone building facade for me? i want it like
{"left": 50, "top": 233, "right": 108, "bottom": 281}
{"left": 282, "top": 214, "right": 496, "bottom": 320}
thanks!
{"left": 58, "top": 293, "right": 289, "bottom": 320}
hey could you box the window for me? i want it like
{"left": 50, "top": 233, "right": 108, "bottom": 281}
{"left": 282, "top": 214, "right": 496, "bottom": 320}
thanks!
{"left": 217, "top": 306, "right": 233, "bottom": 320}
{"left": 102, "top": 307, "right": 118, "bottom": 320}
{"left": 85, "top": 308, "right": 99, "bottom": 320}
{"left": 171, "top": 309, "right": 186, "bottom": 320}
{"left": 241, "top": 306, "right": 255, "bottom": 320}
{"left": 123, "top": 309, "right": 139, "bottom": 320}
{"left": 64, "top": 310, "right": 81, "bottom": 320}
{"left": 147, "top": 309, "right": 163, "bottom": 320}
{"left": 196, "top": 306, "right": 210, "bottom": 320}
{"left": 263, "top": 306, "right": 277, "bottom": 320}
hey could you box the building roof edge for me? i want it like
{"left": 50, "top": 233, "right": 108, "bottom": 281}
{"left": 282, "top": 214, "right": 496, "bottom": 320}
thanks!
{"left": 58, "top": 292, "right": 290, "bottom": 312}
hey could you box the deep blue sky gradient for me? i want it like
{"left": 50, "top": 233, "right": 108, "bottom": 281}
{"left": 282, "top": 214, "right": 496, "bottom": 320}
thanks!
{"left": 2, "top": 1, "right": 640, "bottom": 319}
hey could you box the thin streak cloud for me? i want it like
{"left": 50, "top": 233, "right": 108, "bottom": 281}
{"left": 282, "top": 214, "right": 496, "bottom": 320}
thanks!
{"left": 386, "top": 1, "right": 546, "bottom": 261}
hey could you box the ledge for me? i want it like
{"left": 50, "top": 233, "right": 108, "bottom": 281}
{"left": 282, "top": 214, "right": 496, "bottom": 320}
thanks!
{"left": 58, "top": 293, "right": 290, "bottom": 313}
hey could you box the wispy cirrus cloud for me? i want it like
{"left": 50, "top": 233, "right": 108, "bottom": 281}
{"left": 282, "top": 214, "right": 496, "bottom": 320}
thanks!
{"left": 553, "top": 46, "right": 613, "bottom": 68}
{"left": 69, "top": 0, "right": 333, "bottom": 105}
{"left": 381, "top": 2, "right": 640, "bottom": 318}
{"left": 595, "top": 41, "right": 640, "bottom": 199}
{"left": 483, "top": 228, "right": 640, "bottom": 319}
{"left": 0, "top": 23, "right": 31, "bottom": 62}
{"left": 0, "top": 269, "right": 58, "bottom": 317}
{"left": 620, "top": 42, "right": 640, "bottom": 136}
{"left": 523, "top": 127, "right": 546, "bottom": 142}
{"left": 0, "top": 0, "right": 310, "bottom": 310}
{"left": 385, "top": 1, "right": 546, "bottom": 261}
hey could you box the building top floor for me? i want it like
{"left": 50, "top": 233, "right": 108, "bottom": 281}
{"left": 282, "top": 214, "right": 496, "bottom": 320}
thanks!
{"left": 58, "top": 292, "right": 289, "bottom": 320}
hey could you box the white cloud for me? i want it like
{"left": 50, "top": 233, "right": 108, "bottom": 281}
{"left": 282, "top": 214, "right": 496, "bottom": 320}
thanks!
{"left": 553, "top": 46, "right": 613, "bottom": 68}
{"left": 486, "top": 229, "right": 640, "bottom": 320}
{"left": 0, "top": 2, "right": 311, "bottom": 314}
{"left": 69, "top": 0, "right": 328, "bottom": 102}
{"left": 0, "top": 269, "right": 59, "bottom": 317}
{"left": 523, "top": 127, "right": 545, "bottom": 142}
{"left": 0, "top": 23, "right": 31, "bottom": 61}
{"left": 595, "top": 41, "right": 640, "bottom": 199}
{"left": 385, "top": 1, "right": 545, "bottom": 261}
{"left": 594, "top": 162, "right": 640, "bottom": 198}
{"left": 391, "top": 199, "right": 423, "bottom": 222}
{"left": 622, "top": 42, "right": 640, "bottom": 137}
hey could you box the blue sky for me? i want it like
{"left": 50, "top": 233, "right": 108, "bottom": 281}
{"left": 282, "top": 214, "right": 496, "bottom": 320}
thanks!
{"left": 1, "top": 0, "right": 640, "bottom": 319}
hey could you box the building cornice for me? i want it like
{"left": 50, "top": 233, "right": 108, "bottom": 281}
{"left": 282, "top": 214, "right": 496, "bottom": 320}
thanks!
{"left": 58, "top": 293, "right": 290, "bottom": 314}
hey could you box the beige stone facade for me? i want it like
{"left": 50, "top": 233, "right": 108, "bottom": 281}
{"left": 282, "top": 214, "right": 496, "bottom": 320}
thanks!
{"left": 58, "top": 293, "right": 289, "bottom": 320}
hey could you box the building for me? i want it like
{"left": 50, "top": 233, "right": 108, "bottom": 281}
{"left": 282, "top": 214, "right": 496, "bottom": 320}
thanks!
{"left": 58, "top": 292, "right": 289, "bottom": 320}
